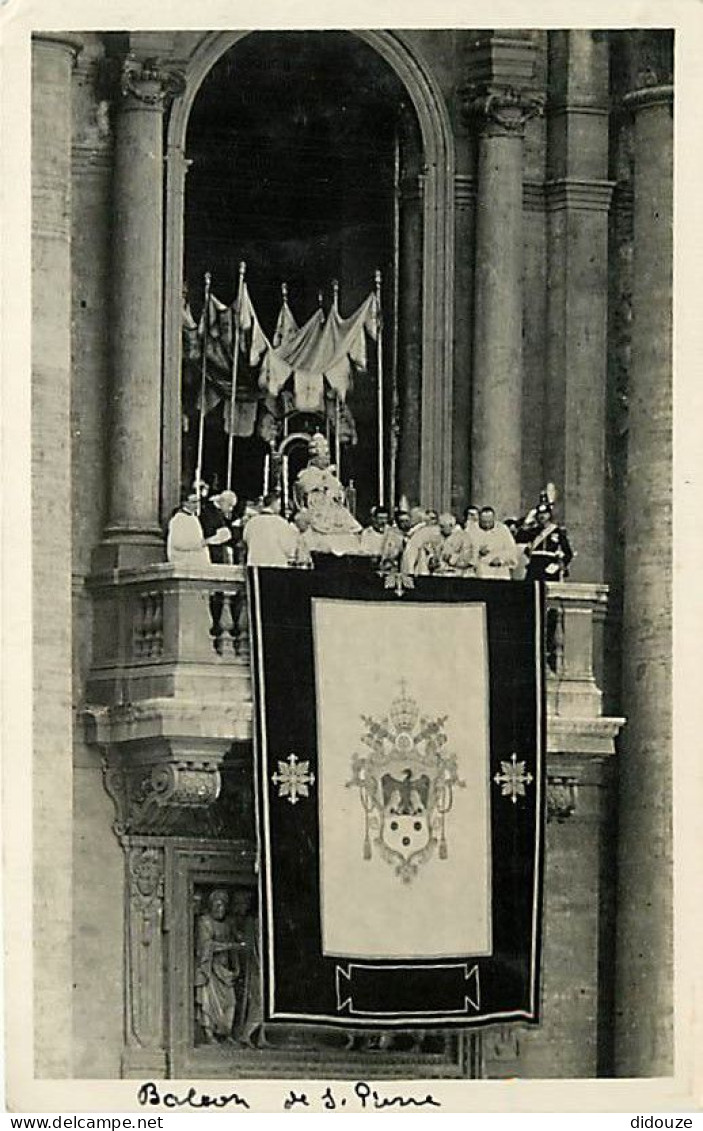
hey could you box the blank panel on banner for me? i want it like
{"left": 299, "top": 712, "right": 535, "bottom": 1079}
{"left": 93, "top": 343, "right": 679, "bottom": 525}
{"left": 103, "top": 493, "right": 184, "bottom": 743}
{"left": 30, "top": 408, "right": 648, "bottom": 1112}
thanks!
{"left": 313, "top": 598, "right": 491, "bottom": 960}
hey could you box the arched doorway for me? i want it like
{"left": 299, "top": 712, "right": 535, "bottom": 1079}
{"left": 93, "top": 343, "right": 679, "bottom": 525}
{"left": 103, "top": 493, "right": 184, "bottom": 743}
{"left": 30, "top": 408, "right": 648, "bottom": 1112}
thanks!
{"left": 162, "top": 30, "right": 455, "bottom": 521}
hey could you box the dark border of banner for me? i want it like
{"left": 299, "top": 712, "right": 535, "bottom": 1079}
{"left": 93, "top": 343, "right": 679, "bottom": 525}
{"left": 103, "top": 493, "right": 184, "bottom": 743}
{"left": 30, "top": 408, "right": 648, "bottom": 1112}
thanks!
{"left": 250, "top": 568, "right": 545, "bottom": 1027}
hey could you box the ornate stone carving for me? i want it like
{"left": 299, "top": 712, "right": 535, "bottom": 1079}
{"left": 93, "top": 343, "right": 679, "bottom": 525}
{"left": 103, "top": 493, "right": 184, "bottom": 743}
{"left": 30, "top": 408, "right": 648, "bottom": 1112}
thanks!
{"left": 193, "top": 885, "right": 265, "bottom": 1048}
{"left": 126, "top": 845, "right": 165, "bottom": 1049}
{"left": 101, "top": 745, "right": 257, "bottom": 841}
{"left": 102, "top": 758, "right": 129, "bottom": 838}
{"left": 129, "top": 845, "right": 164, "bottom": 941}
{"left": 547, "top": 774, "right": 579, "bottom": 822}
{"left": 151, "top": 762, "right": 222, "bottom": 807}
{"left": 463, "top": 85, "right": 546, "bottom": 137}
{"left": 102, "top": 755, "right": 222, "bottom": 838}
{"left": 120, "top": 53, "right": 186, "bottom": 107}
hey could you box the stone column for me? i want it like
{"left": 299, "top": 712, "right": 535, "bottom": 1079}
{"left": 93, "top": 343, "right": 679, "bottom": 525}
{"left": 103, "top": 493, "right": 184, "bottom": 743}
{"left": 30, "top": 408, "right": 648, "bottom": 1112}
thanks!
{"left": 545, "top": 31, "right": 613, "bottom": 582}
{"left": 95, "top": 54, "right": 182, "bottom": 569}
{"left": 468, "top": 87, "right": 544, "bottom": 518}
{"left": 615, "top": 65, "right": 673, "bottom": 1076}
{"left": 451, "top": 174, "right": 476, "bottom": 514}
{"left": 397, "top": 172, "right": 423, "bottom": 507}
{"left": 32, "top": 30, "right": 83, "bottom": 1077}
{"left": 162, "top": 144, "right": 192, "bottom": 522}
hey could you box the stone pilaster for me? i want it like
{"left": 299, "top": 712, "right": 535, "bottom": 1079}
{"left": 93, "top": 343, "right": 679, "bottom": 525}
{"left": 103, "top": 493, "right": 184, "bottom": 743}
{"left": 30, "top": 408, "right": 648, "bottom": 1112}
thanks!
{"left": 545, "top": 31, "right": 614, "bottom": 582}
{"left": 615, "top": 54, "right": 673, "bottom": 1076}
{"left": 95, "top": 53, "right": 184, "bottom": 569}
{"left": 465, "top": 37, "right": 545, "bottom": 518}
{"left": 32, "top": 30, "right": 83, "bottom": 1077}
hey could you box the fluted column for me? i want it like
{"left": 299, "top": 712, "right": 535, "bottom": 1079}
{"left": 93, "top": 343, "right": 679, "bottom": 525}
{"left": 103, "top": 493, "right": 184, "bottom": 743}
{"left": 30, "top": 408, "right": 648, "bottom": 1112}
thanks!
{"left": 468, "top": 85, "right": 544, "bottom": 517}
{"left": 32, "top": 30, "right": 83, "bottom": 1077}
{"left": 615, "top": 69, "right": 673, "bottom": 1076}
{"left": 95, "top": 54, "right": 182, "bottom": 568}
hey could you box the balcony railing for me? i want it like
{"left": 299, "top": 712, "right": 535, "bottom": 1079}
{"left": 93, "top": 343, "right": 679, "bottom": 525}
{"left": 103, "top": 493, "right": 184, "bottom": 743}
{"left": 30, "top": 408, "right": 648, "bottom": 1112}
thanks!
{"left": 86, "top": 566, "right": 614, "bottom": 729}
{"left": 86, "top": 563, "right": 250, "bottom": 709}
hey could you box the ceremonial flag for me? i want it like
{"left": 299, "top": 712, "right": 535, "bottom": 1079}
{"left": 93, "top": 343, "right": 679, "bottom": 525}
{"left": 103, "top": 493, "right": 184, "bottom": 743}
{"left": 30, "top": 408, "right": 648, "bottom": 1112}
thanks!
{"left": 250, "top": 566, "right": 545, "bottom": 1028}
{"left": 237, "top": 282, "right": 268, "bottom": 365}
{"left": 272, "top": 294, "right": 299, "bottom": 348}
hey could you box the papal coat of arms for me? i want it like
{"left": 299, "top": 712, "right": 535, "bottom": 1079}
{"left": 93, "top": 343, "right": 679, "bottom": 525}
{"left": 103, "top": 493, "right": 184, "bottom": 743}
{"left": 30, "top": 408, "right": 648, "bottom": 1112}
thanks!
{"left": 347, "top": 681, "right": 465, "bottom": 883}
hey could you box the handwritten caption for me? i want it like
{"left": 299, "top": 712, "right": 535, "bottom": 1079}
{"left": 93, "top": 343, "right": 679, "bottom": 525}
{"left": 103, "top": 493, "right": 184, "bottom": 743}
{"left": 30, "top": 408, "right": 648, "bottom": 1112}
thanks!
{"left": 138, "top": 1080, "right": 441, "bottom": 1113}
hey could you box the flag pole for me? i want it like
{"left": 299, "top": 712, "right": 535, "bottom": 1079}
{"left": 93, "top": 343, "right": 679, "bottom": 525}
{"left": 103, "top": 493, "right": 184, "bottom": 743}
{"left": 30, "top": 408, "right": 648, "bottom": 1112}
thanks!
{"left": 226, "top": 260, "right": 246, "bottom": 491}
{"left": 389, "top": 122, "right": 401, "bottom": 515}
{"left": 281, "top": 282, "right": 290, "bottom": 439}
{"left": 195, "top": 271, "right": 212, "bottom": 516}
{"left": 375, "top": 268, "right": 384, "bottom": 508}
{"left": 320, "top": 291, "right": 331, "bottom": 447}
{"left": 332, "top": 279, "right": 342, "bottom": 479}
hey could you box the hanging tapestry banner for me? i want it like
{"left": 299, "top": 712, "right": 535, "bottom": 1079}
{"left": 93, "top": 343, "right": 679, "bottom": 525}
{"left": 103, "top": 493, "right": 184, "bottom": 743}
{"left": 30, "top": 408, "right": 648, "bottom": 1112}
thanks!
{"left": 249, "top": 564, "right": 545, "bottom": 1028}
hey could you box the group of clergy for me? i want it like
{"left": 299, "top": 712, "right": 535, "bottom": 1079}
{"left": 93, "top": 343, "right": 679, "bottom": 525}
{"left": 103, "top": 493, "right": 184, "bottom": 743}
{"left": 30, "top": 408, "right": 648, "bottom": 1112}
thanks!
{"left": 167, "top": 481, "right": 573, "bottom": 584}
{"left": 357, "top": 500, "right": 573, "bottom": 583}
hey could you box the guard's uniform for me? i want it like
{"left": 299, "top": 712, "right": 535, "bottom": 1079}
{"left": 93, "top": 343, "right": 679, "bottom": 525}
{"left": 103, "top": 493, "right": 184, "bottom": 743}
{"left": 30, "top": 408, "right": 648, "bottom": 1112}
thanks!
{"left": 521, "top": 521, "right": 573, "bottom": 582}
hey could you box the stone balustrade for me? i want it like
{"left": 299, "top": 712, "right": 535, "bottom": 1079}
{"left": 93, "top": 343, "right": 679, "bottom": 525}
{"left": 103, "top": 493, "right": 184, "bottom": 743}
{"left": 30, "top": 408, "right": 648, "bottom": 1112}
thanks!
{"left": 84, "top": 567, "right": 622, "bottom": 758}
{"left": 546, "top": 581, "right": 624, "bottom": 757}
{"left": 86, "top": 562, "right": 250, "bottom": 709}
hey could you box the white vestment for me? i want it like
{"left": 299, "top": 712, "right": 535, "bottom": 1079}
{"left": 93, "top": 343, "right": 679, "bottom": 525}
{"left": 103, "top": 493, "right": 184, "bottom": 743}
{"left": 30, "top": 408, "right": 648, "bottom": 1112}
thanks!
{"left": 167, "top": 510, "right": 211, "bottom": 568}
{"left": 472, "top": 522, "right": 519, "bottom": 580}
{"left": 359, "top": 526, "right": 386, "bottom": 556}
{"left": 243, "top": 512, "right": 298, "bottom": 568}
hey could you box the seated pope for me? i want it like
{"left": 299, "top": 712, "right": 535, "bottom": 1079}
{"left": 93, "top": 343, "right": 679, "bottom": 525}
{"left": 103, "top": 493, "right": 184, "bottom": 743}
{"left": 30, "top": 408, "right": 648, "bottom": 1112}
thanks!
{"left": 293, "top": 432, "right": 362, "bottom": 555}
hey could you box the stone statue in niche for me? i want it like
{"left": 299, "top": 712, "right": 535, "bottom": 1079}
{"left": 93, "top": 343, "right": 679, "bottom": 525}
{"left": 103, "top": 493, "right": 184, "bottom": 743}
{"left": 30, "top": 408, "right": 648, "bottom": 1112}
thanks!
{"left": 194, "top": 888, "right": 246, "bottom": 1044}
{"left": 231, "top": 888, "right": 267, "bottom": 1048}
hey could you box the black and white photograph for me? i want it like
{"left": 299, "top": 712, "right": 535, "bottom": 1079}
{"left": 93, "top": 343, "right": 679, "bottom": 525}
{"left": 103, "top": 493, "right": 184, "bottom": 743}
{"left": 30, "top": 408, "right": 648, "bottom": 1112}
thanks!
{"left": 1, "top": 0, "right": 700, "bottom": 1115}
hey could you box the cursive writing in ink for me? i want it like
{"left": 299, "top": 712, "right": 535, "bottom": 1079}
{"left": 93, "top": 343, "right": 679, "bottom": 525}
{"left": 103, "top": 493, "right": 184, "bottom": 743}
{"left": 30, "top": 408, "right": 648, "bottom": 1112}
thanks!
{"left": 137, "top": 1081, "right": 250, "bottom": 1110}
{"left": 354, "top": 1081, "right": 441, "bottom": 1109}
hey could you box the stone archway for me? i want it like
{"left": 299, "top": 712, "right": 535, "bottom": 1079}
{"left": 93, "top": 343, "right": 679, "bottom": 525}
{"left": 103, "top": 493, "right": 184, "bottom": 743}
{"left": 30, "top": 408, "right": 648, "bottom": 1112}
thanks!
{"left": 162, "top": 29, "right": 455, "bottom": 518}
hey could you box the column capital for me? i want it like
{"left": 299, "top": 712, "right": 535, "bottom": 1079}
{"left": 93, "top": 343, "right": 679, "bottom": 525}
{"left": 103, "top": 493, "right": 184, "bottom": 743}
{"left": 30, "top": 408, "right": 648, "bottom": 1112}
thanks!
{"left": 118, "top": 51, "right": 186, "bottom": 110}
{"left": 623, "top": 82, "right": 674, "bottom": 114}
{"left": 32, "top": 32, "right": 84, "bottom": 61}
{"left": 463, "top": 85, "right": 546, "bottom": 137}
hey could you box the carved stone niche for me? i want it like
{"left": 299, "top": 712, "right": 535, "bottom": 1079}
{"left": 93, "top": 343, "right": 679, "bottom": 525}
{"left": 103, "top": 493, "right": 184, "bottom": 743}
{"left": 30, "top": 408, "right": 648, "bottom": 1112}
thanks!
{"left": 167, "top": 844, "right": 475, "bottom": 1081}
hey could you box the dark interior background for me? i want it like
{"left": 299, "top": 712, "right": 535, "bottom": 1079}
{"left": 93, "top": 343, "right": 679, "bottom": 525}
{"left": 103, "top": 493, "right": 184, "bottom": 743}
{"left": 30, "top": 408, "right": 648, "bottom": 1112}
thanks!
{"left": 183, "top": 31, "right": 418, "bottom": 517}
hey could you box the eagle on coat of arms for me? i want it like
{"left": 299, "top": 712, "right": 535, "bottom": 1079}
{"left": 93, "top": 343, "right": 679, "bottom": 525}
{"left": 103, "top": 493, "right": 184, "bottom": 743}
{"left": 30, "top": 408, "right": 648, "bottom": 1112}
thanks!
{"left": 346, "top": 681, "right": 465, "bottom": 883}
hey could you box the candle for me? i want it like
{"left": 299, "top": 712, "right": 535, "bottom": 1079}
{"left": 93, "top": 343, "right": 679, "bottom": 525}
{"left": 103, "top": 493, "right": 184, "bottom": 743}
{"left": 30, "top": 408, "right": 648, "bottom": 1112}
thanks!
{"left": 282, "top": 455, "right": 290, "bottom": 515}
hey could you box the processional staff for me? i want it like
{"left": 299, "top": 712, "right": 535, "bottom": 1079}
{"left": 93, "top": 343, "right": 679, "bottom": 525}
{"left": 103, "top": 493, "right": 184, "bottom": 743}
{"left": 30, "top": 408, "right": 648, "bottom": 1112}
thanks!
{"left": 375, "top": 268, "right": 384, "bottom": 508}
{"left": 226, "top": 260, "right": 247, "bottom": 491}
{"left": 194, "top": 271, "right": 212, "bottom": 516}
